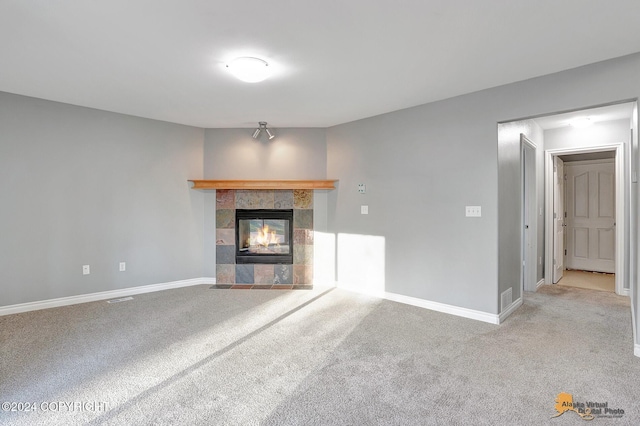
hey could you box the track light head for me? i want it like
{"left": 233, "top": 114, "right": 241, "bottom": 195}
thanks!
{"left": 252, "top": 122, "right": 275, "bottom": 140}
{"left": 265, "top": 128, "right": 275, "bottom": 140}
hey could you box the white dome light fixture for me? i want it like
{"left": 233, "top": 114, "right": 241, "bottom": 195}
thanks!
{"left": 226, "top": 57, "right": 271, "bottom": 83}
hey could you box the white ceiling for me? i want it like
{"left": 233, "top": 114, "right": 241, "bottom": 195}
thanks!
{"left": 534, "top": 102, "right": 636, "bottom": 130}
{"left": 2, "top": 1, "right": 640, "bottom": 129}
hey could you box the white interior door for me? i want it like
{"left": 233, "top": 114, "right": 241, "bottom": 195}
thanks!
{"left": 553, "top": 157, "right": 564, "bottom": 283}
{"left": 565, "top": 160, "right": 615, "bottom": 273}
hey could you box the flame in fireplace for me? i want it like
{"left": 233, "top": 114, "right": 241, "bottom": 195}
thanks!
{"left": 252, "top": 225, "right": 279, "bottom": 248}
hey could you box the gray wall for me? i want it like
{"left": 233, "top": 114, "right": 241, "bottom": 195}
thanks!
{"left": 202, "top": 128, "right": 328, "bottom": 277}
{"left": 0, "top": 92, "right": 205, "bottom": 307}
{"left": 203, "top": 128, "right": 327, "bottom": 179}
{"left": 327, "top": 104, "right": 498, "bottom": 312}
{"left": 327, "top": 53, "right": 640, "bottom": 324}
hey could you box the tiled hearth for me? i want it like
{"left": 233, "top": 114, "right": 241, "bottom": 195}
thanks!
{"left": 214, "top": 189, "right": 313, "bottom": 289}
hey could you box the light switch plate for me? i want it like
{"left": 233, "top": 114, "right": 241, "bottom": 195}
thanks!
{"left": 361, "top": 205, "right": 369, "bottom": 214}
{"left": 82, "top": 265, "right": 90, "bottom": 275}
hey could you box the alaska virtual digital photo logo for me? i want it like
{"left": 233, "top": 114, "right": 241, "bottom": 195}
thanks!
{"left": 552, "top": 392, "right": 625, "bottom": 420}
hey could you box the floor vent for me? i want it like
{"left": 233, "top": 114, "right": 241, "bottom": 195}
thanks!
{"left": 107, "top": 296, "right": 134, "bottom": 304}
{"left": 500, "top": 288, "right": 513, "bottom": 312}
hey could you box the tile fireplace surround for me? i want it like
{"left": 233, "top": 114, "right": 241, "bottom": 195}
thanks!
{"left": 215, "top": 189, "right": 314, "bottom": 290}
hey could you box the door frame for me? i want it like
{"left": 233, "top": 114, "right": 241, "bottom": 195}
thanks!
{"left": 552, "top": 156, "right": 565, "bottom": 283}
{"left": 544, "top": 143, "right": 627, "bottom": 296}
{"left": 521, "top": 135, "right": 537, "bottom": 296}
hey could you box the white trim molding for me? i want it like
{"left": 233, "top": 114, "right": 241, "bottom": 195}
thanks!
{"left": 0, "top": 277, "right": 216, "bottom": 317}
{"left": 499, "top": 297, "right": 523, "bottom": 324}
{"left": 635, "top": 343, "right": 640, "bottom": 358}
{"left": 384, "top": 291, "right": 500, "bottom": 324}
{"left": 336, "top": 283, "right": 500, "bottom": 324}
{"left": 536, "top": 279, "right": 544, "bottom": 290}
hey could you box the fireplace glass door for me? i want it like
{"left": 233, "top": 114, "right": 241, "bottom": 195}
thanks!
{"left": 236, "top": 209, "right": 293, "bottom": 264}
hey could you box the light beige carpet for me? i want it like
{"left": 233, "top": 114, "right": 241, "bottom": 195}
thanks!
{"left": 0, "top": 284, "right": 637, "bottom": 425}
{"left": 557, "top": 269, "right": 615, "bottom": 292}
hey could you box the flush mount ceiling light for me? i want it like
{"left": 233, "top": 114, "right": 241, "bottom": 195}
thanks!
{"left": 226, "top": 57, "right": 270, "bottom": 83}
{"left": 252, "top": 122, "right": 275, "bottom": 140}
{"left": 570, "top": 117, "right": 593, "bottom": 128}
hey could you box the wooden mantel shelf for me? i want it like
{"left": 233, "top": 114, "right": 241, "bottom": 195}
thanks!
{"left": 188, "top": 179, "right": 338, "bottom": 190}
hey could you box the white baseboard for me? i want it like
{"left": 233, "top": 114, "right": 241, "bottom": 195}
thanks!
{"left": 499, "top": 297, "right": 523, "bottom": 324}
{"left": 635, "top": 344, "right": 640, "bottom": 358}
{"left": 384, "top": 291, "right": 500, "bottom": 324}
{"left": 618, "top": 288, "right": 630, "bottom": 297}
{"left": 0, "top": 277, "right": 216, "bottom": 317}
{"left": 536, "top": 279, "right": 544, "bottom": 290}
{"left": 336, "top": 284, "right": 499, "bottom": 324}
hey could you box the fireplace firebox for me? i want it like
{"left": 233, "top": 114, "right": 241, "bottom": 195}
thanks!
{"left": 235, "top": 209, "right": 293, "bottom": 264}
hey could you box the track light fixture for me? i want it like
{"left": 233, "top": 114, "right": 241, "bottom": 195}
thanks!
{"left": 252, "top": 122, "right": 275, "bottom": 140}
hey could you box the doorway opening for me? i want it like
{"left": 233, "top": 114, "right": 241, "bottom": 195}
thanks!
{"left": 538, "top": 101, "right": 636, "bottom": 297}
{"left": 545, "top": 148, "right": 622, "bottom": 294}
{"left": 498, "top": 100, "right": 635, "bottom": 318}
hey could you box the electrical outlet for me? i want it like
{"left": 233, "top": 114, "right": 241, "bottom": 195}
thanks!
{"left": 358, "top": 184, "right": 366, "bottom": 194}
{"left": 465, "top": 206, "right": 481, "bottom": 217}
{"left": 82, "top": 265, "right": 90, "bottom": 275}
{"left": 119, "top": 262, "right": 126, "bottom": 272}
